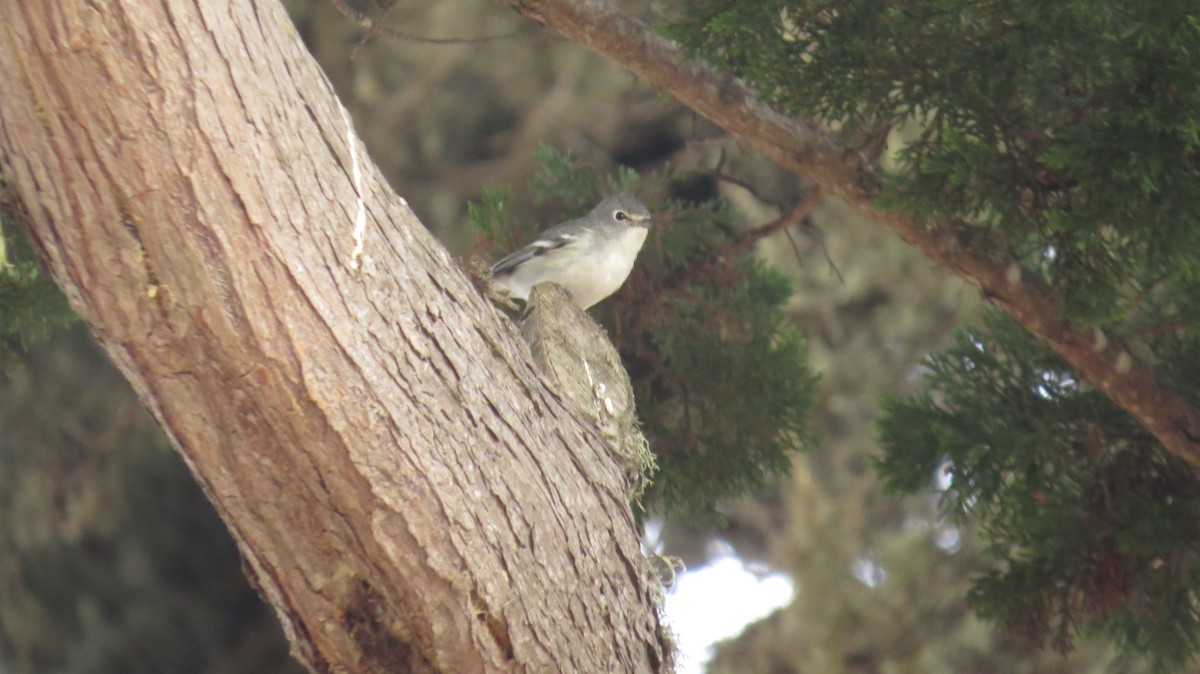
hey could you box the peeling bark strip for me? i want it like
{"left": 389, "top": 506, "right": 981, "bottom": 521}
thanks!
{"left": 0, "top": 2, "right": 670, "bottom": 672}
{"left": 500, "top": 0, "right": 1200, "bottom": 468}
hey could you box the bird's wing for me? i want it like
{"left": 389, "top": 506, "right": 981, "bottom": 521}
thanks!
{"left": 491, "top": 223, "right": 584, "bottom": 277}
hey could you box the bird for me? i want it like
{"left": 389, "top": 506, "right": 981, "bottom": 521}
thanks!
{"left": 490, "top": 193, "right": 653, "bottom": 310}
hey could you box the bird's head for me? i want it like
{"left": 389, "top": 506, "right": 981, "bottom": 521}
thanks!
{"left": 593, "top": 193, "right": 652, "bottom": 229}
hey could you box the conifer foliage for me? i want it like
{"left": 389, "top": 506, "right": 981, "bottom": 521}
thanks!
{"left": 878, "top": 312, "right": 1200, "bottom": 669}
{"left": 672, "top": 0, "right": 1200, "bottom": 668}
{"left": 0, "top": 187, "right": 74, "bottom": 372}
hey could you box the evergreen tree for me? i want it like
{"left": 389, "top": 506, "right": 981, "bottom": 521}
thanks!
{"left": 671, "top": 0, "right": 1200, "bottom": 668}
{"left": 6, "top": 0, "right": 1199, "bottom": 670}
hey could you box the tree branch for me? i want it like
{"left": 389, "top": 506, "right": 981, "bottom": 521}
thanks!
{"left": 498, "top": 0, "right": 1200, "bottom": 469}
{"left": 645, "top": 188, "right": 824, "bottom": 309}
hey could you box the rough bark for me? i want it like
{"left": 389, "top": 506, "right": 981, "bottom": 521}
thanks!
{"left": 499, "top": 0, "right": 1200, "bottom": 469}
{"left": 0, "top": 2, "right": 670, "bottom": 672}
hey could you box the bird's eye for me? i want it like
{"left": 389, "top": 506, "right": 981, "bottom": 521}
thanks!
{"left": 614, "top": 210, "right": 629, "bottom": 222}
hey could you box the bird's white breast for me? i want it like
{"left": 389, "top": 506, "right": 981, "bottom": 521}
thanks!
{"left": 493, "top": 225, "right": 648, "bottom": 309}
{"left": 558, "top": 226, "right": 648, "bottom": 309}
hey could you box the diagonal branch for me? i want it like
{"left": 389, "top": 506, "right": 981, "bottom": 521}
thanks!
{"left": 650, "top": 187, "right": 824, "bottom": 306}
{"left": 499, "top": 0, "right": 1200, "bottom": 468}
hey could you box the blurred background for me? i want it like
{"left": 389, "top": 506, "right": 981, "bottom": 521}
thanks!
{"left": 0, "top": 1, "right": 1144, "bottom": 672}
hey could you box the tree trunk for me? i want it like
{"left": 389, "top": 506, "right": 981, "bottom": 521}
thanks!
{"left": 0, "top": 2, "right": 670, "bottom": 672}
